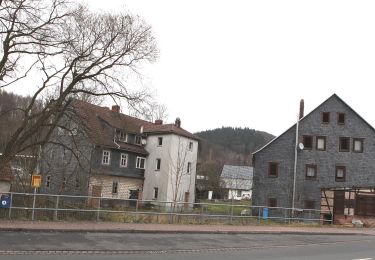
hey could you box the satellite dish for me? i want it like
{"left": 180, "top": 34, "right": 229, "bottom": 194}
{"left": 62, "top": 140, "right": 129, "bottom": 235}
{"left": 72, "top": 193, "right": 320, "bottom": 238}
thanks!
{"left": 298, "top": 143, "right": 304, "bottom": 150}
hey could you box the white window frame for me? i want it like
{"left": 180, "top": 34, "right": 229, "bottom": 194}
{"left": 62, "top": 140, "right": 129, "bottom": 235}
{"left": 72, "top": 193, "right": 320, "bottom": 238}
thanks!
{"left": 119, "top": 132, "right": 128, "bottom": 142}
{"left": 136, "top": 157, "right": 146, "bottom": 169}
{"left": 102, "top": 150, "right": 111, "bottom": 165}
{"left": 120, "top": 153, "right": 128, "bottom": 167}
{"left": 135, "top": 136, "right": 142, "bottom": 145}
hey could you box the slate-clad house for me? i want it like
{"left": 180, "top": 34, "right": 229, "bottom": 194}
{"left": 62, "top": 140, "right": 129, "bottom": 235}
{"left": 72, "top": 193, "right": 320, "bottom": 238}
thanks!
{"left": 252, "top": 94, "right": 375, "bottom": 224}
{"left": 220, "top": 165, "right": 253, "bottom": 200}
{"left": 40, "top": 99, "right": 198, "bottom": 204}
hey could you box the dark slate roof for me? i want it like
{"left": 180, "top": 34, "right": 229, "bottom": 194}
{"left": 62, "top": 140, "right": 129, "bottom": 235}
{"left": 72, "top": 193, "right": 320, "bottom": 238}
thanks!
{"left": 253, "top": 93, "right": 375, "bottom": 155}
{"left": 221, "top": 165, "right": 253, "bottom": 180}
{"left": 71, "top": 100, "right": 198, "bottom": 155}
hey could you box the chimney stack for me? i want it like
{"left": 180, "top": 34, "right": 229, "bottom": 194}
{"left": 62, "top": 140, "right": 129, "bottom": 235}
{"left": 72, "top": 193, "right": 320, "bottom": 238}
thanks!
{"left": 299, "top": 99, "right": 304, "bottom": 120}
{"left": 175, "top": 117, "right": 181, "bottom": 128}
{"left": 111, "top": 105, "right": 120, "bottom": 113}
{"left": 155, "top": 119, "right": 163, "bottom": 125}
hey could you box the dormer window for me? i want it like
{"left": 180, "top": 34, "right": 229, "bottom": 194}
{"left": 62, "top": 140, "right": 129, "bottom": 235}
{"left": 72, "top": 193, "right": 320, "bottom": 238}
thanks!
{"left": 119, "top": 131, "right": 127, "bottom": 142}
{"left": 135, "top": 136, "right": 141, "bottom": 145}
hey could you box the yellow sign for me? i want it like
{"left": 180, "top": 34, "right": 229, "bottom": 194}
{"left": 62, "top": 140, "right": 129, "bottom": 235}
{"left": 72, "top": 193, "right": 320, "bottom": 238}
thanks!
{"left": 31, "top": 175, "right": 42, "bottom": 188}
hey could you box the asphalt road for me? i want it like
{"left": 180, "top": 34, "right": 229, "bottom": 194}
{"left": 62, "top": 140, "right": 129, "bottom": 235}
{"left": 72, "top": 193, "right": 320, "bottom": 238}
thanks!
{"left": 0, "top": 231, "right": 375, "bottom": 259}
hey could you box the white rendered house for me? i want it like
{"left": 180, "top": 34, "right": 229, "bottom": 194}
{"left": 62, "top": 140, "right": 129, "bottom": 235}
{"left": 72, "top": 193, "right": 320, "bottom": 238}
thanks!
{"left": 143, "top": 119, "right": 199, "bottom": 204}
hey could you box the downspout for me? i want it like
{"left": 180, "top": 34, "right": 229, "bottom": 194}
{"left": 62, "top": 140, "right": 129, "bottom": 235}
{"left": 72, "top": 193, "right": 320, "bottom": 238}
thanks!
{"left": 292, "top": 114, "right": 299, "bottom": 215}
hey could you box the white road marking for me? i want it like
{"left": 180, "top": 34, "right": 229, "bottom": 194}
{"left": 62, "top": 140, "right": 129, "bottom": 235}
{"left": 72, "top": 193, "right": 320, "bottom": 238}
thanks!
{"left": 353, "top": 258, "right": 373, "bottom": 260}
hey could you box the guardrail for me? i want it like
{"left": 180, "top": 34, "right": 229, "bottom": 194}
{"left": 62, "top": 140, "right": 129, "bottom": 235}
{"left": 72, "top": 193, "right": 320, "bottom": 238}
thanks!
{"left": 0, "top": 192, "right": 333, "bottom": 225}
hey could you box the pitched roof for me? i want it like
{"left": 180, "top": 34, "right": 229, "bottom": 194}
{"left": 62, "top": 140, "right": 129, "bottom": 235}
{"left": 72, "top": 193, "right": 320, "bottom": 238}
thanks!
{"left": 221, "top": 165, "right": 253, "bottom": 180}
{"left": 253, "top": 94, "right": 375, "bottom": 155}
{"left": 71, "top": 100, "right": 198, "bottom": 154}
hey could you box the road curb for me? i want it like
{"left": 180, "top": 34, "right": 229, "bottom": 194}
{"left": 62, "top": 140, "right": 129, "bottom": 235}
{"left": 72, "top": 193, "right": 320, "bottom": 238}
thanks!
{"left": 0, "top": 227, "right": 373, "bottom": 236}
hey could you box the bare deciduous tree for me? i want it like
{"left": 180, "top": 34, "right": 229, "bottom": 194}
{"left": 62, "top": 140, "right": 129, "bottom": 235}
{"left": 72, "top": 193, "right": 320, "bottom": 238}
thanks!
{"left": 0, "top": 0, "right": 158, "bottom": 174}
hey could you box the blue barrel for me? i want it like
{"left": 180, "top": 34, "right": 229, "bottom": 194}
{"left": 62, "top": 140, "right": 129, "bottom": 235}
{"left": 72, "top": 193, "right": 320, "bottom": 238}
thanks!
{"left": 0, "top": 195, "right": 11, "bottom": 208}
{"left": 262, "top": 207, "right": 269, "bottom": 220}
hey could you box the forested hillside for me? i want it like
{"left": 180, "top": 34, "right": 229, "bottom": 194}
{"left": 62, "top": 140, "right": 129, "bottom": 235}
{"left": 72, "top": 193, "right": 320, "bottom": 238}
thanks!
{"left": 196, "top": 127, "right": 274, "bottom": 166}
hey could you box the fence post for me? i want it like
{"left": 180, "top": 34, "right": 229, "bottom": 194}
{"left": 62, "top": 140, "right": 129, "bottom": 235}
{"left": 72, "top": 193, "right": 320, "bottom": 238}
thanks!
{"left": 230, "top": 202, "right": 234, "bottom": 224}
{"left": 258, "top": 207, "right": 261, "bottom": 224}
{"left": 135, "top": 199, "right": 139, "bottom": 222}
{"left": 31, "top": 187, "right": 37, "bottom": 221}
{"left": 96, "top": 197, "right": 101, "bottom": 221}
{"left": 8, "top": 193, "right": 13, "bottom": 219}
{"left": 54, "top": 196, "right": 59, "bottom": 221}
{"left": 284, "top": 208, "right": 287, "bottom": 224}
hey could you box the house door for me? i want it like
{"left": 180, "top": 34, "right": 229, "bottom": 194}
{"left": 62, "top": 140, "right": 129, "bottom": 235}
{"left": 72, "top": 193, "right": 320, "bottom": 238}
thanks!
{"left": 184, "top": 192, "right": 190, "bottom": 208}
{"left": 90, "top": 185, "right": 102, "bottom": 207}
{"left": 333, "top": 190, "right": 345, "bottom": 222}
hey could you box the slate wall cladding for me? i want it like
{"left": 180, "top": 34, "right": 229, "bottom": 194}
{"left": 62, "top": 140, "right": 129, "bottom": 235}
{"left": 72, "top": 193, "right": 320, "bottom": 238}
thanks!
{"left": 253, "top": 95, "right": 375, "bottom": 210}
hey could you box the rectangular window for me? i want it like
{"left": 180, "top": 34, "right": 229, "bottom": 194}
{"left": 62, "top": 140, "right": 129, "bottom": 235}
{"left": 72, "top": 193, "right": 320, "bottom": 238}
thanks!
{"left": 305, "top": 164, "right": 317, "bottom": 180}
{"left": 119, "top": 131, "right": 128, "bottom": 142}
{"left": 338, "top": 113, "right": 345, "bottom": 125}
{"left": 156, "top": 158, "right": 161, "bottom": 171}
{"left": 189, "top": 142, "right": 193, "bottom": 151}
{"left": 136, "top": 157, "right": 146, "bottom": 169}
{"left": 135, "top": 136, "right": 142, "bottom": 145}
{"left": 268, "top": 198, "right": 277, "bottom": 207}
{"left": 339, "top": 137, "right": 350, "bottom": 152}
{"left": 120, "top": 153, "right": 128, "bottom": 167}
{"left": 316, "top": 136, "right": 326, "bottom": 151}
{"left": 303, "top": 135, "right": 313, "bottom": 150}
{"left": 112, "top": 181, "right": 118, "bottom": 194}
{"left": 46, "top": 175, "right": 51, "bottom": 188}
{"left": 304, "top": 200, "right": 315, "bottom": 209}
{"left": 237, "top": 190, "right": 242, "bottom": 197}
{"left": 154, "top": 187, "right": 159, "bottom": 199}
{"left": 353, "top": 138, "right": 364, "bottom": 153}
{"left": 75, "top": 177, "right": 79, "bottom": 188}
{"left": 268, "top": 162, "right": 279, "bottom": 177}
{"left": 187, "top": 162, "right": 192, "bottom": 174}
{"left": 335, "top": 166, "right": 346, "bottom": 182}
{"left": 322, "top": 112, "right": 330, "bottom": 123}
{"left": 157, "top": 137, "right": 163, "bottom": 146}
{"left": 102, "top": 150, "right": 110, "bottom": 165}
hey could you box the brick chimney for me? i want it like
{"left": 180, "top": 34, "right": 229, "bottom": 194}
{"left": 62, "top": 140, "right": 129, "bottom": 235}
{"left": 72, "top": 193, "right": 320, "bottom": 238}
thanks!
{"left": 299, "top": 99, "right": 304, "bottom": 120}
{"left": 175, "top": 117, "right": 181, "bottom": 128}
{"left": 111, "top": 105, "right": 120, "bottom": 113}
{"left": 155, "top": 119, "right": 163, "bottom": 125}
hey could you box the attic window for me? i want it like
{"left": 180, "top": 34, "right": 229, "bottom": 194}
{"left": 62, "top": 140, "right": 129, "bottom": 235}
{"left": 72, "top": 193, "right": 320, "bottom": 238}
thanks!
{"left": 338, "top": 113, "right": 345, "bottom": 125}
{"left": 322, "top": 112, "right": 330, "bottom": 124}
{"left": 119, "top": 131, "right": 127, "bottom": 142}
{"left": 353, "top": 138, "right": 364, "bottom": 153}
{"left": 135, "top": 136, "right": 141, "bottom": 145}
{"left": 268, "top": 162, "right": 279, "bottom": 178}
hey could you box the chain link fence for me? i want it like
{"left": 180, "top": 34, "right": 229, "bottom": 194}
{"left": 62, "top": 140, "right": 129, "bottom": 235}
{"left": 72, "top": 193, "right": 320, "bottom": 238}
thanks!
{"left": 0, "top": 192, "right": 332, "bottom": 225}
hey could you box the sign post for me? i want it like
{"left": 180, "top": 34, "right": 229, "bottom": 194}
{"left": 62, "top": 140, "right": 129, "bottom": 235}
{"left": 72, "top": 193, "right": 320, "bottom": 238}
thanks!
{"left": 31, "top": 175, "right": 41, "bottom": 221}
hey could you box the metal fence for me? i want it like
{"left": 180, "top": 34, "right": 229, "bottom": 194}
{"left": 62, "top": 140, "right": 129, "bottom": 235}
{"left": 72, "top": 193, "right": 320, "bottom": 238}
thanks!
{"left": 0, "top": 192, "right": 333, "bottom": 225}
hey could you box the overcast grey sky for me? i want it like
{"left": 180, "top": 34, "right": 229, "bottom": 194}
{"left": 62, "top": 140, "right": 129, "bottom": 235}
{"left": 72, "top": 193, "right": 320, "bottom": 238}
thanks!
{"left": 12, "top": 1, "right": 375, "bottom": 136}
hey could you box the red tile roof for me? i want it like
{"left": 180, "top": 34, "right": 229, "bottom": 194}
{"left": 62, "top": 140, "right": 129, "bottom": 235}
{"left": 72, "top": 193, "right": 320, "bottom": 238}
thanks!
{"left": 71, "top": 100, "right": 199, "bottom": 154}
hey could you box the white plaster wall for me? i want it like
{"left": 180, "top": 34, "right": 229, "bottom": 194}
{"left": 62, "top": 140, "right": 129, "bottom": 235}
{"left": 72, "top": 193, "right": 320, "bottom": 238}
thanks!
{"left": 143, "top": 134, "right": 198, "bottom": 203}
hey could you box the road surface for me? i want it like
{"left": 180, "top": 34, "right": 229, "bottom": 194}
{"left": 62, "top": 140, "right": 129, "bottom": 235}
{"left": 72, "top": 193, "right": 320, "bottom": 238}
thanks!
{"left": 0, "top": 231, "right": 374, "bottom": 259}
